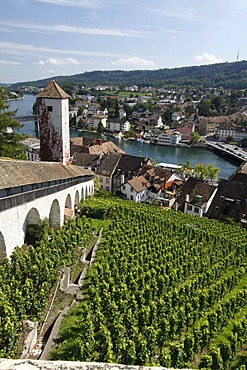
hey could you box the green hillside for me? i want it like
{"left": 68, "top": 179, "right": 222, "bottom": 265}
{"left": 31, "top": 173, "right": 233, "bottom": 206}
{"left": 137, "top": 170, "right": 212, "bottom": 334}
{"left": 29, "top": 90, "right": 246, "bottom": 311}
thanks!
{"left": 50, "top": 196, "right": 247, "bottom": 369}
{"left": 10, "top": 60, "right": 247, "bottom": 89}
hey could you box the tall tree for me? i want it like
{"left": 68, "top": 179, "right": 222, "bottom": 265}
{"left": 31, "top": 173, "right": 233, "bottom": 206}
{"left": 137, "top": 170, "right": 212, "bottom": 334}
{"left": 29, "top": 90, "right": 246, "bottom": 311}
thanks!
{"left": 0, "top": 88, "right": 25, "bottom": 159}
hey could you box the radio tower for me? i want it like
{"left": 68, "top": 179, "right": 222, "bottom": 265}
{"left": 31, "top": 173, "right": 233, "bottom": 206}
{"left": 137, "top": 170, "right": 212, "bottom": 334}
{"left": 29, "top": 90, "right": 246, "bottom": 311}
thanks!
{"left": 236, "top": 49, "right": 240, "bottom": 62}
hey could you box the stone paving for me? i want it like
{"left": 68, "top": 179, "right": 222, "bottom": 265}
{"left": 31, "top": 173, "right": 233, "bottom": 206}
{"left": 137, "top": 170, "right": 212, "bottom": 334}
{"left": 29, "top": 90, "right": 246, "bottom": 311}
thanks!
{"left": 0, "top": 359, "right": 192, "bottom": 370}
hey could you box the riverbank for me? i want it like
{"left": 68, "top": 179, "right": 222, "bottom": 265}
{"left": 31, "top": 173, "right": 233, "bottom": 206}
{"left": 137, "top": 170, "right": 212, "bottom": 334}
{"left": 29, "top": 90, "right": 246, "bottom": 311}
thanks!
{"left": 6, "top": 96, "right": 239, "bottom": 179}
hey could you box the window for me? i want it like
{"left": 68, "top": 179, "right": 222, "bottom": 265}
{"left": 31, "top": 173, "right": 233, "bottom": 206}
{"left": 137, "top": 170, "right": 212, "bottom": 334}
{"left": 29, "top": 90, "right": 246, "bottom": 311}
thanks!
{"left": 106, "top": 178, "right": 110, "bottom": 184}
{"left": 194, "top": 207, "right": 200, "bottom": 214}
{"left": 47, "top": 106, "right": 53, "bottom": 112}
{"left": 130, "top": 188, "right": 133, "bottom": 192}
{"left": 187, "top": 205, "right": 193, "bottom": 211}
{"left": 99, "top": 177, "right": 103, "bottom": 183}
{"left": 130, "top": 195, "right": 133, "bottom": 200}
{"left": 122, "top": 185, "right": 126, "bottom": 190}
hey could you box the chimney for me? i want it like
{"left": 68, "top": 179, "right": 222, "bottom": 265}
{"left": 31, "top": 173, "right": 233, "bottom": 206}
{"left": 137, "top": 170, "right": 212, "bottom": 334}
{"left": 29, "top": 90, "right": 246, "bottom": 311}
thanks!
{"left": 96, "top": 139, "right": 103, "bottom": 146}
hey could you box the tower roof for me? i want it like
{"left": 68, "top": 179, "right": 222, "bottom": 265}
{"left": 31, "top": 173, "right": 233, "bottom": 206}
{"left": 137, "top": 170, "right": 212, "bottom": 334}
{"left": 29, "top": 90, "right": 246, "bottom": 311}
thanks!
{"left": 37, "top": 80, "right": 70, "bottom": 99}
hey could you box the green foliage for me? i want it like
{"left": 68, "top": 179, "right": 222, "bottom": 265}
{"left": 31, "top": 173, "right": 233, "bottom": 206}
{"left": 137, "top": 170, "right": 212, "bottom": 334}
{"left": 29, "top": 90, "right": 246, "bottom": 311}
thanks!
{"left": 10, "top": 60, "right": 247, "bottom": 89}
{"left": 0, "top": 88, "right": 26, "bottom": 159}
{"left": 49, "top": 196, "right": 247, "bottom": 369}
{"left": 190, "top": 131, "right": 200, "bottom": 144}
{"left": 0, "top": 215, "right": 94, "bottom": 357}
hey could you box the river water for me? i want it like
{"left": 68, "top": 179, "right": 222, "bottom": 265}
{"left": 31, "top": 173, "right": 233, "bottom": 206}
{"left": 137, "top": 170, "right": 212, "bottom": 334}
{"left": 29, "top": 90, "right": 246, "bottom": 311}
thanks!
{"left": 7, "top": 95, "right": 238, "bottom": 179}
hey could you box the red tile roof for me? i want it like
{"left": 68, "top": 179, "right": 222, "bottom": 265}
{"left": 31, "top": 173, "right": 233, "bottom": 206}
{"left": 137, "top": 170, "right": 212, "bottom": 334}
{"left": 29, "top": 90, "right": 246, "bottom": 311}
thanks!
{"left": 37, "top": 80, "right": 70, "bottom": 99}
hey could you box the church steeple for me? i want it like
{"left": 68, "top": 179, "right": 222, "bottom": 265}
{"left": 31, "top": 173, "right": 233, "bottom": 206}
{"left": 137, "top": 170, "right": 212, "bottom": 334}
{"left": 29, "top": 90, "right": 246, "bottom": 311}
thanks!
{"left": 37, "top": 80, "right": 70, "bottom": 165}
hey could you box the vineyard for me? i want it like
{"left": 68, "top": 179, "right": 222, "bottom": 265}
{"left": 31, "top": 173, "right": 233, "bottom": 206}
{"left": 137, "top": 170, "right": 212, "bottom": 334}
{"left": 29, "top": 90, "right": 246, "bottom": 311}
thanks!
{"left": 50, "top": 196, "right": 247, "bottom": 369}
{"left": 0, "top": 216, "right": 93, "bottom": 357}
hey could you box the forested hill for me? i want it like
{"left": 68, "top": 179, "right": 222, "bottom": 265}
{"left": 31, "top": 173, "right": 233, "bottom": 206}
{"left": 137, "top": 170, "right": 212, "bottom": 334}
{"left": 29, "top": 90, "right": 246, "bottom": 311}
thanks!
{"left": 11, "top": 60, "right": 247, "bottom": 89}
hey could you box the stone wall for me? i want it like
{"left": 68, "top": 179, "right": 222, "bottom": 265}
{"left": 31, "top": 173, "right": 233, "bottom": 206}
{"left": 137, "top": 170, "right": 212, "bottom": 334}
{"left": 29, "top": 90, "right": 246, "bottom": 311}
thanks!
{"left": 0, "top": 359, "right": 191, "bottom": 370}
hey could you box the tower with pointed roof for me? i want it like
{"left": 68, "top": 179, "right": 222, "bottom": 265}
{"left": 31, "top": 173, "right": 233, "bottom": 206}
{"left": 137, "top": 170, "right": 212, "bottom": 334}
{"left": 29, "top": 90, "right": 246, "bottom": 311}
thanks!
{"left": 37, "top": 80, "right": 70, "bottom": 164}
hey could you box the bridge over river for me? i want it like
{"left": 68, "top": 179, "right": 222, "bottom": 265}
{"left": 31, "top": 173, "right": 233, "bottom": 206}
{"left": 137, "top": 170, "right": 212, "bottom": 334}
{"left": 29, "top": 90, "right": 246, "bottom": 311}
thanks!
{"left": 207, "top": 141, "right": 247, "bottom": 162}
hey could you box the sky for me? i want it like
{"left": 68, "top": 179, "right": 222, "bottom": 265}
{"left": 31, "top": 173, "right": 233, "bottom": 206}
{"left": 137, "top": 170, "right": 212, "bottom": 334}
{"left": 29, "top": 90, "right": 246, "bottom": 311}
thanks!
{"left": 1, "top": 0, "right": 247, "bottom": 84}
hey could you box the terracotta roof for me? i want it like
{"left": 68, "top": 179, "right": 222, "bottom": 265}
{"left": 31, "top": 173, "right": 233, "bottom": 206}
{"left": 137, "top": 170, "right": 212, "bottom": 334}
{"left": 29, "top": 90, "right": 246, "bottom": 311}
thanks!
{"left": 70, "top": 137, "right": 125, "bottom": 156}
{"left": 240, "top": 162, "right": 247, "bottom": 174}
{"left": 0, "top": 159, "right": 93, "bottom": 189}
{"left": 37, "top": 80, "right": 70, "bottom": 99}
{"left": 88, "top": 141, "right": 125, "bottom": 155}
{"left": 127, "top": 176, "right": 148, "bottom": 193}
{"left": 139, "top": 164, "right": 172, "bottom": 182}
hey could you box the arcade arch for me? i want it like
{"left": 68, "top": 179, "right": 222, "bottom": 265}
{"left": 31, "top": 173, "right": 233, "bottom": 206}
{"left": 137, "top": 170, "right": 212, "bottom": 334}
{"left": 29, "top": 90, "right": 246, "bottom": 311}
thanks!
{"left": 74, "top": 190, "right": 80, "bottom": 207}
{"left": 49, "top": 199, "right": 61, "bottom": 229}
{"left": 0, "top": 232, "right": 6, "bottom": 262}
{"left": 65, "top": 194, "right": 72, "bottom": 209}
{"left": 24, "top": 207, "right": 41, "bottom": 245}
{"left": 25, "top": 207, "right": 41, "bottom": 227}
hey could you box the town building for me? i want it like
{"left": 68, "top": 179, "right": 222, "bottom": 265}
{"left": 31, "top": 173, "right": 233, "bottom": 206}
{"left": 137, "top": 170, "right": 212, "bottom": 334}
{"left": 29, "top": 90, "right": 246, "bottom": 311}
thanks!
{"left": 37, "top": 80, "right": 70, "bottom": 164}
{"left": 119, "top": 164, "right": 183, "bottom": 205}
{"left": 20, "top": 137, "right": 40, "bottom": 161}
{"left": 106, "top": 118, "right": 131, "bottom": 132}
{"left": 177, "top": 121, "right": 195, "bottom": 141}
{"left": 157, "top": 130, "right": 181, "bottom": 145}
{"left": 175, "top": 177, "right": 217, "bottom": 217}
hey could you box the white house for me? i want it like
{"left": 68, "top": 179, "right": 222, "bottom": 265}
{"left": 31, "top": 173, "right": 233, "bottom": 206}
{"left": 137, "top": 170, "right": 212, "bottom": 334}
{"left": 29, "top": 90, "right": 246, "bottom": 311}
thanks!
{"left": 107, "top": 119, "right": 130, "bottom": 132}
{"left": 176, "top": 177, "right": 217, "bottom": 217}
{"left": 155, "top": 116, "right": 164, "bottom": 128}
{"left": 119, "top": 108, "right": 126, "bottom": 119}
{"left": 172, "top": 112, "right": 185, "bottom": 122}
{"left": 20, "top": 137, "right": 40, "bottom": 161}
{"left": 157, "top": 130, "right": 181, "bottom": 145}
{"left": 119, "top": 176, "right": 148, "bottom": 202}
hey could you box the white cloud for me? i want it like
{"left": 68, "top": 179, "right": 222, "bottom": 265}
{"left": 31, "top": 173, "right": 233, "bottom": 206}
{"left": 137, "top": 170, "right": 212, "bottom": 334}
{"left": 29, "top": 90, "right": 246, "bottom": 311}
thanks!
{"left": 0, "top": 41, "right": 123, "bottom": 59}
{"left": 36, "top": 57, "right": 80, "bottom": 65}
{"left": 66, "top": 57, "right": 80, "bottom": 65}
{"left": 34, "top": 0, "right": 103, "bottom": 9}
{"left": 112, "top": 57, "right": 156, "bottom": 69}
{"left": 0, "top": 60, "right": 20, "bottom": 65}
{"left": 194, "top": 53, "right": 223, "bottom": 64}
{"left": 0, "top": 21, "right": 149, "bottom": 38}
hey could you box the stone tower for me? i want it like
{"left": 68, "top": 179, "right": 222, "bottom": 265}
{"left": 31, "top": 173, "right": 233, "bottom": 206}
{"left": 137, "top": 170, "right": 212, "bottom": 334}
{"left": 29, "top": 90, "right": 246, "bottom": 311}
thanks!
{"left": 37, "top": 80, "right": 70, "bottom": 165}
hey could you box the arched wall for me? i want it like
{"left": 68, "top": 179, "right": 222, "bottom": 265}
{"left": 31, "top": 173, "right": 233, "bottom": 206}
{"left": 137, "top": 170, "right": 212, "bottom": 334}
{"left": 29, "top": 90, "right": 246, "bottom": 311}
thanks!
{"left": 0, "top": 232, "right": 6, "bottom": 262}
{"left": 0, "top": 177, "right": 94, "bottom": 259}
{"left": 25, "top": 207, "right": 41, "bottom": 227}
{"left": 75, "top": 190, "right": 80, "bottom": 206}
{"left": 49, "top": 199, "right": 61, "bottom": 229}
{"left": 65, "top": 194, "right": 72, "bottom": 209}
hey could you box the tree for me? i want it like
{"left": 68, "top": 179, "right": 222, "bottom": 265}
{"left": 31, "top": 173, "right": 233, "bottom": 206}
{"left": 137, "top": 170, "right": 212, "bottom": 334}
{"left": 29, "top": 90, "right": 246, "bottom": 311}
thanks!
{"left": 194, "top": 163, "right": 208, "bottom": 180}
{"left": 0, "top": 88, "right": 25, "bottom": 159}
{"left": 207, "top": 163, "right": 220, "bottom": 181}
{"left": 190, "top": 131, "right": 200, "bottom": 144}
{"left": 198, "top": 99, "right": 212, "bottom": 117}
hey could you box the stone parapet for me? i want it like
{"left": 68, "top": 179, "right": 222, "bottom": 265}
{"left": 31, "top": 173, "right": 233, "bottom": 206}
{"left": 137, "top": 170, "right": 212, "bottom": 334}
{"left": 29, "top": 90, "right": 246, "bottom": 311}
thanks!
{"left": 0, "top": 359, "right": 192, "bottom": 370}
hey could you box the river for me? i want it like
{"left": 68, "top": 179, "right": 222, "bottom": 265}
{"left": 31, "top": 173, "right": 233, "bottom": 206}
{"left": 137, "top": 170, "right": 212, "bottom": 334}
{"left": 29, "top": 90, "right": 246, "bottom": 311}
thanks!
{"left": 7, "top": 95, "right": 238, "bottom": 179}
